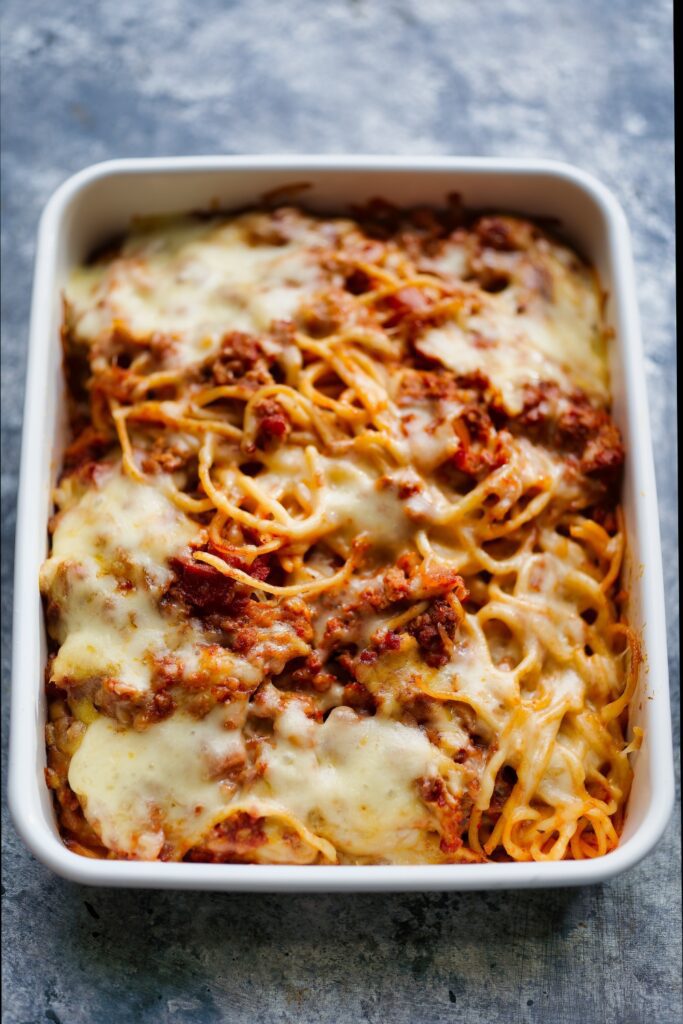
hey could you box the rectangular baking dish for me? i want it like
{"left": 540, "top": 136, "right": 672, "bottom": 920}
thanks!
{"left": 8, "top": 155, "right": 674, "bottom": 891}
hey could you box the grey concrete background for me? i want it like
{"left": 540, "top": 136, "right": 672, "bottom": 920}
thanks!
{"left": 1, "top": 2, "right": 679, "bottom": 1022}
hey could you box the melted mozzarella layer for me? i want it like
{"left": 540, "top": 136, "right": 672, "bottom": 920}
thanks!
{"left": 67, "top": 702, "right": 464, "bottom": 863}
{"left": 255, "top": 705, "right": 463, "bottom": 862}
{"left": 40, "top": 465, "right": 261, "bottom": 695}
{"left": 68, "top": 706, "right": 243, "bottom": 859}
{"left": 66, "top": 210, "right": 348, "bottom": 367}
{"left": 423, "top": 234, "right": 607, "bottom": 413}
{"left": 44, "top": 464, "right": 198, "bottom": 585}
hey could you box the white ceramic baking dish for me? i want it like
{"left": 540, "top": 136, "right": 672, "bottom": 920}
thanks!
{"left": 9, "top": 156, "right": 674, "bottom": 891}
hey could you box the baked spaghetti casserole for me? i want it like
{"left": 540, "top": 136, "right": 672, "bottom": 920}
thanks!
{"left": 41, "top": 200, "right": 640, "bottom": 864}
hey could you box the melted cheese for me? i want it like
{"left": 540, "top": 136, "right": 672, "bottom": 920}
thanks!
{"left": 68, "top": 706, "right": 243, "bottom": 859}
{"left": 67, "top": 702, "right": 464, "bottom": 863}
{"left": 255, "top": 447, "right": 441, "bottom": 557}
{"left": 423, "top": 237, "right": 607, "bottom": 413}
{"left": 355, "top": 629, "right": 516, "bottom": 741}
{"left": 44, "top": 464, "right": 198, "bottom": 585}
{"left": 40, "top": 465, "right": 262, "bottom": 695}
{"left": 66, "top": 210, "right": 348, "bottom": 367}
{"left": 400, "top": 403, "right": 462, "bottom": 475}
{"left": 253, "top": 705, "right": 464, "bottom": 863}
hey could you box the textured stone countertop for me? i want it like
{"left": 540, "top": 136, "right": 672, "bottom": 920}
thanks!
{"left": 1, "top": 2, "right": 679, "bottom": 1022}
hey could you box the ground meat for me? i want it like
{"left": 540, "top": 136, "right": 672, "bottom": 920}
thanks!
{"left": 453, "top": 369, "right": 492, "bottom": 394}
{"left": 166, "top": 557, "right": 247, "bottom": 617}
{"left": 354, "top": 557, "right": 466, "bottom": 619}
{"left": 488, "top": 765, "right": 518, "bottom": 816}
{"left": 169, "top": 556, "right": 235, "bottom": 608}
{"left": 208, "top": 331, "right": 273, "bottom": 387}
{"left": 449, "top": 407, "right": 510, "bottom": 478}
{"left": 186, "top": 812, "right": 267, "bottom": 863}
{"left": 397, "top": 370, "right": 462, "bottom": 404}
{"left": 448, "top": 439, "right": 507, "bottom": 478}
{"left": 556, "top": 396, "right": 605, "bottom": 444}
{"left": 332, "top": 561, "right": 467, "bottom": 672}
{"left": 164, "top": 560, "right": 312, "bottom": 678}
{"left": 340, "top": 680, "right": 378, "bottom": 714}
{"left": 459, "top": 403, "right": 494, "bottom": 444}
{"left": 90, "top": 364, "right": 140, "bottom": 408}
{"left": 131, "top": 690, "right": 176, "bottom": 729}
{"left": 351, "top": 197, "right": 403, "bottom": 238}
{"left": 253, "top": 398, "right": 291, "bottom": 449}
{"left": 417, "top": 775, "right": 468, "bottom": 854}
{"left": 269, "top": 651, "right": 335, "bottom": 694}
{"left": 356, "top": 567, "right": 409, "bottom": 613}
{"left": 517, "top": 382, "right": 625, "bottom": 485}
{"left": 375, "top": 630, "right": 403, "bottom": 653}
{"left": 351, "top": 196, "right": 463, "bottom": 246}
{"left": 580, "top": 424, "right": 625, "bottom": 479}
{"left": 474, "top": 215, "right": 533, "bottom": 252}
{"left": 298, "top": 287, "right": 374, "bottom": 338}
{"left": 140, "top": 437, "right": 193, "bottom": 474}
{"left": 516, "top": 382, "right": 557, "bottom": 429}
{"left": 380, "top": 565, "right": 411, "bottom": 603}
{"left": 407, "top": 596, "right": 462, "bottom": 668}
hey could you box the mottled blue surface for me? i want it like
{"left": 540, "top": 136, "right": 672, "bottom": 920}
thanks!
{"left": 1, "top": 2, "right": 679, "bottom": 1022}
